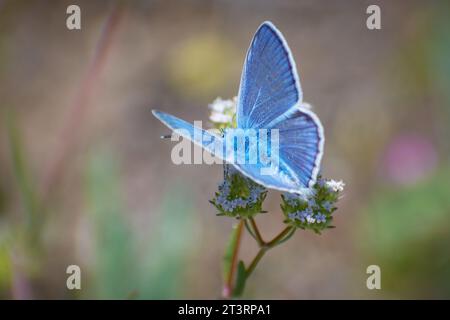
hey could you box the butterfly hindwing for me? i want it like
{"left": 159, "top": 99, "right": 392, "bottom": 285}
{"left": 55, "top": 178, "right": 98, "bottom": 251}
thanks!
{"left": 233, "top": 107, "right": 323, "bottom": 193}
{"left": 272, "top": 106, "right": 324, "bottom": 189}
{"left": 233, "top": 162, "right": 301, "bottom": 194}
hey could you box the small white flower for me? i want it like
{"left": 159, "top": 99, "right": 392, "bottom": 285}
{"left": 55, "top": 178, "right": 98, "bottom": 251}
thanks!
{"left": 208, "top": 97, "right": 237, "bottom": 124}
{"left": 209, "top": 97, "right": 236, "bottom": 113}
{"left": 210, "top": 112, "right": 233, "bottom": 123}
{"left": 325, "top": 179, "right": 345, "bottom": 192}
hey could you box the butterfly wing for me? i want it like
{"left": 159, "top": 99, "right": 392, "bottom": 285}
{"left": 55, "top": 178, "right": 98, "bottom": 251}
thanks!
{"left": 236, "top": 21, "right": 302, "bottom": 129}
{"left": 274, "top": 107, "right": 324, "bottom": 189}
{"left": 234, "top": 22, "right": 324, "bottom": 192}
{"left": 153, "top": 22, "right": 324, "bottom": 194}
{"left": 233, "top": 110, "right": 323, "bottom": 193}
{"left": 152, "top": 110, "right": 225, "bottom": 160}
{"left": 233, "top": 163, "right": 304, "bottom": 194}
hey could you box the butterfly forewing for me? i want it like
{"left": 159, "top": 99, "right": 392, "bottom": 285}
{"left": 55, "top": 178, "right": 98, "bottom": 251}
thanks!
{"left": 236, "top": 22, "right": 302, "bottom": 129}
{"left": 234, "top": 22, "right": 324, "bottom": 192}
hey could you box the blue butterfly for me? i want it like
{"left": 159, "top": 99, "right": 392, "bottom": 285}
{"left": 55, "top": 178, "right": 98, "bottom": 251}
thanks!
{"left": 152, "top": 21, "right": 324, "bottom": 194}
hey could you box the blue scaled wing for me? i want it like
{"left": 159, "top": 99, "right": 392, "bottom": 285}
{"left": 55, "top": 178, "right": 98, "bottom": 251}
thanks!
{"left": 152, "top": 110, "right": 225, "bottom": 160}
{"left": 271, "top": 106, "right": 324, "bottom": 189}
{"left": 236, "top": 21, "right": 302, "bottom": 129}
{"left": 234, "top": 22, "right": 324, "bottom": 193}
{"left": 233, "top": 106, "right": 324, "bottom": 193}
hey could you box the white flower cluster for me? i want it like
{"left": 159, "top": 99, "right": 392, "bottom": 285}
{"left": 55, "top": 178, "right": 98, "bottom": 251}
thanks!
{"left": 325, "top": 179, "right": 345, "bottom": 192}
{"left": 209, "top": 97, "right": 237, "bottom": 125}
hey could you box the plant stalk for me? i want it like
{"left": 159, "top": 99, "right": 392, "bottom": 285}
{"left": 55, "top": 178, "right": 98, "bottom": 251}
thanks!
{"left": 223, "top": 219, "right": 244, "bottom": 298}
{"left": 245, "top": 225, "right": 294, "bottom": 279}
{"left": 249, "top": 217, "right": 265, "bottom": 246}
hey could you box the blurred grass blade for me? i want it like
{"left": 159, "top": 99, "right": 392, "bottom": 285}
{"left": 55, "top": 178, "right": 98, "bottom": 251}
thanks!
{"left": 6, "top": 112, "right": 39, "bottom": 228}
{"left": 42, "top": 3, "right": 123, "bottom": 199}
{"left": 138, "top": 187, "right": 197, "bottom": 299}
{"left": 86, "top": 149, "right": 197, "bottom": 299}
{"left": 86, "top": 150, "right": 137, "bottom": 299}
{"left": 0, "top": 246, "right": 12, "bottom": 297}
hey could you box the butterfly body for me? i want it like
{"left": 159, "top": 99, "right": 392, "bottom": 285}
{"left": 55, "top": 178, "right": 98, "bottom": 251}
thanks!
{"left": 153, "top": 21, "right": 324, "bottom": 195}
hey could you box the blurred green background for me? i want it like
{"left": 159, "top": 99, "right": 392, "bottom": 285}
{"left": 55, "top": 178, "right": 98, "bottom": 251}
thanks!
{"left": 0, "top": 0, "right": 449, "bottom": 299}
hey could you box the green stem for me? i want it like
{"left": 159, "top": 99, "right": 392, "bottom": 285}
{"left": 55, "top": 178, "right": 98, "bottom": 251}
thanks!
{"left": 245, "top": 248, "right": 267, "bottom": 278}
{"left": 267, "top": 226, "right": 294, "bottom": 248}
{"left": 225, "top": 216, "right": 296, "bottom": 297}
{"left": 249, "top": 217, "right": 265, "bottom": 246}
{"left": 244, "top": 219, "right": 257, "bottom": 241}
{"left": 270, "top": 227, "right": 296, "bottom": 247}
{"left": 245, "top": 226, "right": 294, "bottom": 279}
{"left": 223, "top": 219, "right": 244, "bottom": 298}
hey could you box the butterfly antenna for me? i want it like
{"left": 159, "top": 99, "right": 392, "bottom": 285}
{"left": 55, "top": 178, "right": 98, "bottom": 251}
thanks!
{"left": 160, "top": 134, "right": 172, "bottom": 139}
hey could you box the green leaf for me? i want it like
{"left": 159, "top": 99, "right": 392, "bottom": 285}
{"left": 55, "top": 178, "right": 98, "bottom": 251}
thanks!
{"left": 232, "top": 261, "right": 246, "bottom": 297}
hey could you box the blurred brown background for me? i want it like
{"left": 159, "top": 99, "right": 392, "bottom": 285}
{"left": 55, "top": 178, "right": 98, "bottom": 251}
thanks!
{"left": 0, "top": 0, "right": 450, "bottom": 299}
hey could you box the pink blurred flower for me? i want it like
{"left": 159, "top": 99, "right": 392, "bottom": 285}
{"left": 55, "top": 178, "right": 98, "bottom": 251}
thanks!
{"left": 383, "top": 134, "right": 437, "bottom": 185}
